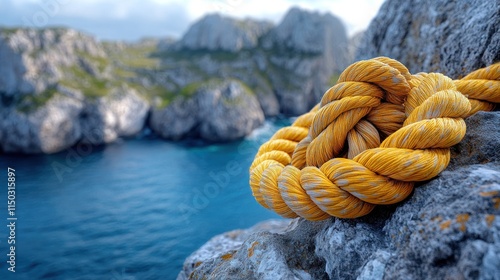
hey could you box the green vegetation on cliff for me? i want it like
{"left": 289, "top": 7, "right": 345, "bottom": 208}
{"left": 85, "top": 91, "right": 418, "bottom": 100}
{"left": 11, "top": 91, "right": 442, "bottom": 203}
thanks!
{"left": 17, "top": 86, "right": 59, "bottom": 113}
{"left": 153, "top": 49, "right": 240, "bottom": 62}
{"left": 105, "top": 42, "right": 159, "bottom": 69}
{"left": 61, "top": 65, "right": 109, "bottom": 98}
{"left": 59, "top": 43, "right": 163, "bottom": 102}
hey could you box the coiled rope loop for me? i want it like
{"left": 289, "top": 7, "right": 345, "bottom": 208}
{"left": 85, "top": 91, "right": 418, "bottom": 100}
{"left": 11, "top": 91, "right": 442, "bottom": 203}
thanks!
{"left": 250, "top": 57, "right": 500, "bottom": 220}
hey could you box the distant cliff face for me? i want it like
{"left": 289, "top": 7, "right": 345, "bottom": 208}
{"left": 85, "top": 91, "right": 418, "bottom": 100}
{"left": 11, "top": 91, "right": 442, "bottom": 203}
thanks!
{"left": 262, "top": 7, "right": 349, "bottom": 71}
{"left": 261, "top": 7, "right": 349, "bottom": 114}
{"left": 0, "top": 28, "right": 105, "bottom": 99}
{"left": 177, "top": 14, "right": 273, "bottom": 52}
{"left": 149, "top": 79, "right": 264, "bottom": 141}
{"left": 0, "top": 28, "right": 150, "bottom": 153}
{"left": 154, "top": 7, "right": 350, "bottom": 116}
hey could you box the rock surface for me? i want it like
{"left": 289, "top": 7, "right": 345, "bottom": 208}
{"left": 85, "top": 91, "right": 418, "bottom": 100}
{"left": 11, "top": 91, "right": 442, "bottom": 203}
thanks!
{"left": 0, "top": 94, "right": 83, "bottom": 153}
{"left": 356, "top": 0, "right": 500, "bottom": 79}
{"left": 150, "top": 80, "right": 264, "bottom": 142}
{"left": 179, "top": 112, "right": 500, "bottom": 279}
{"left": 348, "top": 31, "right": 364, "bottom": 62}
{"left": 0, "top": 28, "right": 150, "bottom": 153}
{"left": 262, "top": 7, "right": 349, "bottom": 64}
{"left": 79, "top": 87, "right": 150, "bottom": 145}
{"left": 0, "top": 85, "right": 150, "bottom": 153}
{"left": 260, "top": 8, "right": 349, "bottom": 115}
{"left": 0, "top": 28, "right": 105, "bottom": 98}
{"left": 177, "top": 219, "right": 291, "bottom": 280}
{"left": 177, "top": 14, "right": 273, "bottom": 52}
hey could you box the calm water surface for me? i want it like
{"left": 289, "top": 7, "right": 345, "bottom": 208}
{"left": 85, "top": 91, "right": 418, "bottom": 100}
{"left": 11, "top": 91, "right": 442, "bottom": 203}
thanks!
{"left": 0, "top": 121, "right": 287, "bottom": 279}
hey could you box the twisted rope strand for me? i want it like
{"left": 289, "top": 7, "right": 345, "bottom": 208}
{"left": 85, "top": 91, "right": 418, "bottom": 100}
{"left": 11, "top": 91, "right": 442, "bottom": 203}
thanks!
{"left": 250, "top": 57, "right": 500, "bottom": 220}
{"left": 454, "top": 63, "right": 500, "bottom": 115}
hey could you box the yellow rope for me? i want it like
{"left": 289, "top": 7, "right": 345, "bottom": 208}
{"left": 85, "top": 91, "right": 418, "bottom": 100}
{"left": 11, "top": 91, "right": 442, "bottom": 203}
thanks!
{"left": 250, "top": 57, "right": 500, "bottom": 220}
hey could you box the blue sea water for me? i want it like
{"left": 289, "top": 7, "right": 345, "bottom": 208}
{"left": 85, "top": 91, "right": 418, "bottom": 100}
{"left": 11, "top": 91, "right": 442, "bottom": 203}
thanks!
{"left": 0, "top": 120, "right": 288, "bottom": 279}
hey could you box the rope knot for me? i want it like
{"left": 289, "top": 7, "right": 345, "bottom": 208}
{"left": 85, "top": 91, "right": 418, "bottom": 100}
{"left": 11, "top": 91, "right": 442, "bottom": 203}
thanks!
{"left": 250, "top": 57, "right": 499, "bottom": 220}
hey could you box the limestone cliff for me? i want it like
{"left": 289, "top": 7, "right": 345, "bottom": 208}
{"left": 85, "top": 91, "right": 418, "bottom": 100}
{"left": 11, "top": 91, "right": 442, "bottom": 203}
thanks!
{"left": 149, "top": 79, "right": 264, "bottom": 142}
{"left": 0, "top": 28, "right": 150, "bottom": 153}
{"left": 152, "top": 8, "right": 350, "bottom": 117}
{"left": 176, "top": 14, "right": 273, "bottom": 52}
{"left": 0, "top": 7, "right": 353, "bottom": 153}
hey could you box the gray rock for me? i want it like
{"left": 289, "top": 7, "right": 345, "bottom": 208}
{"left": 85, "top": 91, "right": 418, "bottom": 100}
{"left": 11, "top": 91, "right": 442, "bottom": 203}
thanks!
{"left": 449, "top": 111, "right": 500, "bottom": 169}
{"left": 109, "top": 87, "right": 150, "bottom": 137}
{"left": 79, "top": 100, "right": 118, "bottom": 145}
{"left": 381, "top": 163, "right": 500, "bottom": 279}
{"left": 80, "top": 87, "right": 150, "bottom": 145}
{"left": 261, "top": 8, "right": 350, "bottom": 115}
{"left": 356, "top": 0, "right": 500, "bottom": 79}
{"left": 150, "top": 79, "right": 265, "bottom": 142}
{"left": 197, "top": 80, "right": 265, "bottom": 141}
{"left": 348, "top": 31, "right": 364, "bottom": 63}
{"left": 0, "top": 28, "right": 151, "bottom": 153}
{"left": 0, "top": 28, "right": 105, "bottom": 98}
{"left": 180, "top": 112, "right": 500, "bottom": 279}
{"left": 177, "top": 219, "right": 291, "bottom": 280}
{"left": 0, "top": 95, "right": 83, "bottom": 153}
{"left": 149, "top": 97, "right": 199, "bottom": 140}
{"left": 357, "top": 250, "right": 392, "bottom": 280}
{"left": 254, "top": 91, "right": 280, "bottom": 118}
{"left": 180, "top": 219, "right": 329, "bottom": 280}
{"left": 192, "top": 54, "right": 280, "bottom": 117}
{"left": 0, "top": 85, "right": 149, "bottom": 153}
{"left": 263, "top": 7, "right": 348, "bottom": 60}
{"left": 177, "top": 14, "right": 273, "bottom": 52}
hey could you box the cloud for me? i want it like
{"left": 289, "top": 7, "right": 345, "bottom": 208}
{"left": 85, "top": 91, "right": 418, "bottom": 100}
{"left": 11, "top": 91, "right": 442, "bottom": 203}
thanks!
{"left": 190, "top": 0, "right": 386, "bottom": 36}
{"left": 0, "top": 0, "right": 385, "bottom": 41}
{"left": 2, "top": 0, "right": 191, "bottom": 40}
{"left": 177, "top": 0, "right": 385, "bottom": 35}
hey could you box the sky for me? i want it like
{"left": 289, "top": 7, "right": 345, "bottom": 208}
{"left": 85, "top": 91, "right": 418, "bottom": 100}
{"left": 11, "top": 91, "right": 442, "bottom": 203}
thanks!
{"left": 0, "top": 0, "right": 386, "bottom": 41}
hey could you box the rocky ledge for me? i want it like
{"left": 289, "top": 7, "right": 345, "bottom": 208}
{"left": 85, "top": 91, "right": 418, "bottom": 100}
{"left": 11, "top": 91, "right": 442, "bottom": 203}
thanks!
{"left": 179, "top": 112, "right": 500, "bottom": 279}
{"left": 149, "top": 79, "right": 264, "bottom": 142}
{"left": 0, "top": 85, "right": 150, "bottom": 153}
